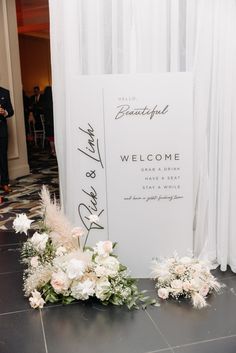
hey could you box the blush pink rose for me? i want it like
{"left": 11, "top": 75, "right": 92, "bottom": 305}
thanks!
{"left": 157, "top": 288, "right": 169, "bottom": 299}
{"left": 51, "top": 271, "right": 71, "bottom": 294}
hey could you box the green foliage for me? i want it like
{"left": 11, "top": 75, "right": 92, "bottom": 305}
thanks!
{"left": 62, "top": 296, "right": 76, "bottom": 305}
{"left": 42, "top": 283, "right": 60, "bottom": 303}
{"left": 107, "top": 275, "right": 156, "bottom": 310}
{"left": 21, "top": 238, "right": 56, "bottom": 266}
{"left": 41, "top": 240, "right": 56, "bottom": 264}
{"left": 37, "top": 220, "right": 51, "bottom": 234}
{"left": 21, "top": 242, "right": 38, "bottom": 263}
{"left": 119, "top": 264, "right": 127, "bottom": 272}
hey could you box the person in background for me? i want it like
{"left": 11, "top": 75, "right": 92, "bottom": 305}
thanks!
{"left": 23, "top": 90, "right": 30, "bottom": 132}
{"left": 0, "top": 86, "right": 14, "bottom": 193}
{"left": 43, "top": 86, "right": 56, "bottom": 157}
{"left": 30, "top": 86, "right": 44, "bottom": 130}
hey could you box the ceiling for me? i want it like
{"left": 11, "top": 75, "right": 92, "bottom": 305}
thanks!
{"left": 15, "top": 0, "right": 50, "bottom": 39}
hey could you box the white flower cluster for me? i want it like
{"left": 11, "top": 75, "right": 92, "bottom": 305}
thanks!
{"left": 13, "top": 211, "right": 135, "bottom": 309}
{"left": 25, "top": 238, "right": 126, "bottom": 307}
{"left": 29, "top": 290, "right": 45, "bottom": 309}
{"left": 151, "top": 255, "right": 222, "bottom": 309}
{"left": 13, "top": 214, "right": 33, "bottom": 235}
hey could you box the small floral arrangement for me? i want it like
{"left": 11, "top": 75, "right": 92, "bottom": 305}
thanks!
{"left": 151, "top": 254, "right": 222, "bottom": 309}
{"left": 13, "top": 186, "right": 154, "bottom": 309}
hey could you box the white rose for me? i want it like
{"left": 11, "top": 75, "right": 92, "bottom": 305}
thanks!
{"left": 95, "top": 256, "right": 120, "bottom": 277}
{"left": 30, "top": 256, "right": 39, "bottom": 268}
{"left": 89, "top": 214, "right": 99, "bottom": 223}
{"left": 157, "top": 288, "right": 169, "bottom": 299}
{"left": 71, "top": 279, "right": 95, "bottom": 300}
{"left": 55, "top": 246, "right": 67, "bottom": 257}
{"left": 66, "top": 259, "right": 86, "bottom": 279}
{"left": 158, "top": 275, "right": 171, "bottom": 283}
{"left": 30, "top": 232, "right": 49, "bottom": 252}
{"left": 174, "top": 264, "right": 186, "bottom": 276}
{"left": 71, "top": 227, "right": 85, "bottom": 238}
{"left": 51, "top": 271, "right": 71, "bottom": 294}
{"left": 171, "top": 279, "right": 183, "bottom": 293}
{"left": 94, "top": 241, "right": 113, "bottom": 257}
{"left": 13, "top": 214, "right": 33, "bottom": 235}
{"left": 29, "top": 290, "right": 45, "bottom": 309}
{"left": 190, "top": 278, "right": 203, "bottom": 291}
{"left": 183, "top": 281, "right": 192, "bottom": 292}
{"left": 95, "top": 277, "right": 111, "bottom": 301}
{"left": 152, "top": 264, "right": 170, "bottom": 279}
{"left": 94, "top": 265, "right": 108, "bottom": 277}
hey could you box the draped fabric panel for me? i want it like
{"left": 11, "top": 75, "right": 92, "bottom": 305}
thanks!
{"left": 49, "top": 0, "right": 236, "bottom": 271}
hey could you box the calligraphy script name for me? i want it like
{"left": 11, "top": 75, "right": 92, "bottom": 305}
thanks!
{"left": 78, "top": 186, "right": 104, "bottom": 231}
{"left": 77, "top": 123, "right": 104, "bottom": 168}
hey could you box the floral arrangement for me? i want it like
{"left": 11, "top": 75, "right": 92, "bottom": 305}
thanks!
{"left": 13, "top": 186, "right": 154, "bottom": 310}
{"left": 151, "top": 254, "right": 222, "bottom": 309}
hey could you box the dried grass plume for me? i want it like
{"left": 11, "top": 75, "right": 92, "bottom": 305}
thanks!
{"left": 39, "top": 185, "right": 77, "bottom": 249}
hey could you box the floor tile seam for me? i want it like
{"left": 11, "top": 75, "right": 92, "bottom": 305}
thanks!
{"left": 41, "top": 303, "right": 63, "bottom": 310}
{"left": 169, "top": 333, "right": 236, "bottom": 350}
{"left": 40, "top": 309, "right": 49, "bottom": 353}
{"left": 144, "top": 348, "right": 172, "bottom": 353}
{"left": 145, "top": 310, "right": 174, "bottom": 353}
{"left": 0, "top": 308, "right": 32, "bottom": 316}
{"left": 0, "top": 270, "right": 23, "bottom": 275}
{"left": 142, "top": 332, "right": 236, "bottom": 353}
{"left": 0, "top": 242, "right": 21, "bottom": 247}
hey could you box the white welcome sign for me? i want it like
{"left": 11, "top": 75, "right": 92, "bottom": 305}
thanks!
{"left": 66, "top": 74, "right": 193, "bottom": 277}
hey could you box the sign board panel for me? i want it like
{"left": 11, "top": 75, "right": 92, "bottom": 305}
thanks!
{"left": 66, "top": 74, "right": 193, "bottom": 277}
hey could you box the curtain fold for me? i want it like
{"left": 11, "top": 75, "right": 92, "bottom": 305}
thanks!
{"left": 49, "top": 0, "right": 236, "bottom": 271}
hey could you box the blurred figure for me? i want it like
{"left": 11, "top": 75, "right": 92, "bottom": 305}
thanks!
{"left": 30, "top": 86, "right": 44, "bottom": 130}
{"left": 0, "top": 86, "right": 14, "bottom": 193}
{"left": 22, "top": 90, "right": 31, "bottom": 137}
{"left": 43, "top": 86, "right": 55, "bottom": 157}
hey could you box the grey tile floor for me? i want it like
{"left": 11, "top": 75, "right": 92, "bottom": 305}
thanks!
{"left": 0, "top": 230, "right": 236, "bottom": 353}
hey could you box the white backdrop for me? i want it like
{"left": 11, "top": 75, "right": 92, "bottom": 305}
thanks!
{"left": 49, "top": 0, "right": 236, "bottom": 272}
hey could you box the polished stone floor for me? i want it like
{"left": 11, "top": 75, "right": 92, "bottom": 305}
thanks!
{"left": 0, "top": 151, "right": 59, "bottom": 230}
{"left": 0, "top": 230, "right": 236, "bottom": 353}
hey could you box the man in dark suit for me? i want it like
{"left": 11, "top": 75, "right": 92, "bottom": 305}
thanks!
{"left": 30, "top": 86, "right": 44, "bottom": 129}
{"left": 0, "top": 86, "right": 14, "bottom": 193}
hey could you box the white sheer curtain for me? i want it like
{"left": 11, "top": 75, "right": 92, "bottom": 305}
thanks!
{"left": 49, "top": 0, "right": 236, "bottom": 271}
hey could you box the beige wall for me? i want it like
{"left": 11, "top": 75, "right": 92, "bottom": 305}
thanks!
{"left": 0, "top": 0, "right": 30, "bottom": 179}
{"left": 19, "top": 35, "right": 51, "bottom": 96}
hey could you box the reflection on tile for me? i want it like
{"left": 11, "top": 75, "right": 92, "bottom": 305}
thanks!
{"left": 42, "top": 303, "right": 169, "bottom": 353}
{"left": 137, "top": 278, "right": 156, "bottom": 292}
{"left": 0, "top": 310, "right": 45, "bottom": 353}
{"left": 0, "top": 244, "right": 23, "bottom": 273}
{"left": 0, "top": 272, "right": 29, "bottom": 314}
{"left": 0, "top": 230, "right": 27, "bottom": 246}
{"left": 174, "top": 335, "right": 236, "bottom": 353}
{"left": 147, "top": 281, "right": 236, "bottom": 347}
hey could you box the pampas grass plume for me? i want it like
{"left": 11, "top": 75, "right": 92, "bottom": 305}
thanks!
{"left": 39, "top": 186, "right": 78, "bottom": 249}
